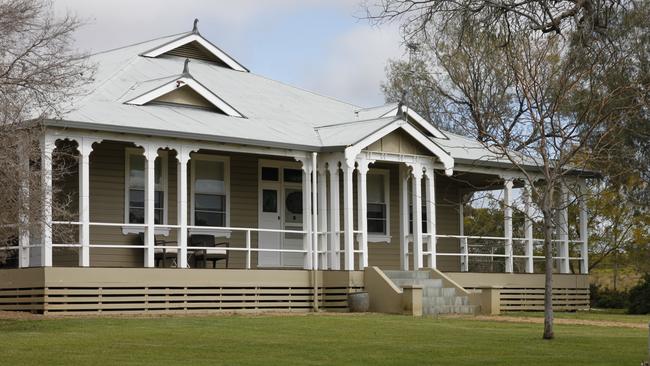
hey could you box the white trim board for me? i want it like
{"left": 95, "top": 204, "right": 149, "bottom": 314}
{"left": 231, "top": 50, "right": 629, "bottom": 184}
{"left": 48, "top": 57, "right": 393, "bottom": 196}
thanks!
{"left": 141, "top": 33, "right": 248, "bottom": 72}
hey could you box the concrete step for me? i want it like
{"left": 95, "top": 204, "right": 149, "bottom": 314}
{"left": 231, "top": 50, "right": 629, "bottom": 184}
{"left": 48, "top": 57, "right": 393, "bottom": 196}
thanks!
{"left": 391, "top": 278, "right": 443, "bottom": 288}
{"left": 422, "top": 287, "right": 457, "bottom": 297}
{"left": 422, "top": 304, "right": 480, "bottom": 316}
{"left": 382, "top": 269, "right": 477, "bottom": 316}
{"left": 423, "top": 295, "right": 469, "bottom": 306}
{"left": 383, "top": 270, "right": 431, "bottom": 280}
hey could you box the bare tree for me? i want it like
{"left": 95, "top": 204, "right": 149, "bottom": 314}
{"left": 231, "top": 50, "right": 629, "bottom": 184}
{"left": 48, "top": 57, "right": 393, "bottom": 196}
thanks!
{"left": 372, "top": 0, "right": 647, "bottom": 339}
{"left": 0, "top": 0, "right": 93, "bottom": 264}
{"left": 366, "top": 0, "right": 630, "bottom": 42}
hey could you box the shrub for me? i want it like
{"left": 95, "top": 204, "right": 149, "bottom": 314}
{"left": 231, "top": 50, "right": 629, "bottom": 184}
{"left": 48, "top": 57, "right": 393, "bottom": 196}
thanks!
{"left": 627, "top": 273, "right": 650, "bottom": 314}
{"left": 589, "top": 284, "right": 629, "bottom": 309}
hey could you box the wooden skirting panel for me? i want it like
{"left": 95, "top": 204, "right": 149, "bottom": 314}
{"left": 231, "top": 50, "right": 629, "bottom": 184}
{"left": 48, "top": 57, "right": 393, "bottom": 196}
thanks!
{"left": 498, "top": 288, "right": 589, "bottom": 311}
{"left": 447, "top": 272, "right": 590, "bottom": 312}
{"left": 0, "top": 268, "right": 364, "bottom": 315}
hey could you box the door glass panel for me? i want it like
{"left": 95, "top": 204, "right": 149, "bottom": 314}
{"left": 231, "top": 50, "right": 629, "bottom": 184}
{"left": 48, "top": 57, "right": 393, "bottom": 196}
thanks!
{"left": 284, "top": 190, "right": 303, "bottom": 224}
{"left": 261, "top": 167, "right": 279, "bottom": 181}
{"left": 262, "top": 189, "right": 278, "bottom": 213}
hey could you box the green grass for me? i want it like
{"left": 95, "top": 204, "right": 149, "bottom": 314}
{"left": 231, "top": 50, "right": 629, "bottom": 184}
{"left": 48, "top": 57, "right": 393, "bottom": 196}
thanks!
{"left": 503, "top": 310, "right": 650, "bottom": 324}
{"left": 0, "top": 314, "right": 646, "bottom": 365}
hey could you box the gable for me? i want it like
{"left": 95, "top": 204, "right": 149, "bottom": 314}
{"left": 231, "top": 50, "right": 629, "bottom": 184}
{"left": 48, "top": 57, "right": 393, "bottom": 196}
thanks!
{"left": 378, "top": 106, "right": 447, "bottom": 139}
{"left": 141, "top": 33, "right": 248, "bottom": 72}
{"left": 364, "top": 128, "right": 429, "bottom": 155}
{"left": 151, "top": 85, "right": 223, "bottom": 112}
{"left": 125, "top": 76, "right": 244, "bottom": 117}
{"left": 164, "top": 41, "right": 230, "bottom": 67}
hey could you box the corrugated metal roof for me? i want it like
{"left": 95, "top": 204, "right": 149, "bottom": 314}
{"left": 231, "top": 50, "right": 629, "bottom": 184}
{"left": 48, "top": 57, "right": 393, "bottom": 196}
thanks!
{"left": 49, "top": 31, "right": 534, "bottom": 169}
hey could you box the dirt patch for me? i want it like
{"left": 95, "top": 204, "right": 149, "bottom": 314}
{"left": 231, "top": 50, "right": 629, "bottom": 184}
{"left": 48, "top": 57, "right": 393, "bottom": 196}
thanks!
{"left": 442, "top": 314, "right": 648, "bottom": 329}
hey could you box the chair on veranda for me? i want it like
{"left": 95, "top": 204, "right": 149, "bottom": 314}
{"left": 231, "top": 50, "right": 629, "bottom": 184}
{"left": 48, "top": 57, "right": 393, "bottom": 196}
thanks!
{"left": 190, "top": 234, "right": 229, "bottom": 268}
{"left": 138, "top": 233, "right": 178, "bottom": 268}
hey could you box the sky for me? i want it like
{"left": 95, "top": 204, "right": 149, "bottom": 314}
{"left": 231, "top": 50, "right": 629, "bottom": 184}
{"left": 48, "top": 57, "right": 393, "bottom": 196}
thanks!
{"left": 53, "top": 0, "right": 406, "bottom": 107}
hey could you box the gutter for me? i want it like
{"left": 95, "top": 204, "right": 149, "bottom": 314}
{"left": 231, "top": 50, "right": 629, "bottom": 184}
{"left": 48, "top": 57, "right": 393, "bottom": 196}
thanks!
{"left": 44, "top": 119, "right": 600, "bottom": 178}
{"left": 45, "top": 118, "right": 322, "bottom": 152}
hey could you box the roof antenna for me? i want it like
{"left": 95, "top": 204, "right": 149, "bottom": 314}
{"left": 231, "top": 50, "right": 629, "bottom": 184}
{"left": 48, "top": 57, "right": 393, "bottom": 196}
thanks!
{"left": 182, "top": 58, "right": 190, "bottom": 76}
{"left": 192, "top": 18, "right": 199, "bottom": 34}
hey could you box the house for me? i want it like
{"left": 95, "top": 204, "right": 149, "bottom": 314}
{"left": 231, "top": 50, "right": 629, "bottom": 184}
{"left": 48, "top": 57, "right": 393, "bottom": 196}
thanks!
{"left": 0, "top": 21, "right": 590, "bottom": 315}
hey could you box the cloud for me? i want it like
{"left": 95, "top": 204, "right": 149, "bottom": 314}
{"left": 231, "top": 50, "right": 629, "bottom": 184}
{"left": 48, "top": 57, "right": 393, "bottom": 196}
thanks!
{"left": 300, "top": 23, "right": 405, "bottom": 107}
{"left": 52, "top": 0, "right": 402, "bottom": 106}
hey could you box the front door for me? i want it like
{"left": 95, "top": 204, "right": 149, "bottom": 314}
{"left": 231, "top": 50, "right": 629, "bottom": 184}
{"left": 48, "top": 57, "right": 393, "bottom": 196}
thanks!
{"left": 258, "top": 163, "right": 304, "bottom": 267}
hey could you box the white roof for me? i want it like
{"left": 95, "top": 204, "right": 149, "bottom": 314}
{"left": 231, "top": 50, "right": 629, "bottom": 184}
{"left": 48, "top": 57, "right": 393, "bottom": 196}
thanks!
{"left": 49, "top": 28, "right": 525, "bottom": 169}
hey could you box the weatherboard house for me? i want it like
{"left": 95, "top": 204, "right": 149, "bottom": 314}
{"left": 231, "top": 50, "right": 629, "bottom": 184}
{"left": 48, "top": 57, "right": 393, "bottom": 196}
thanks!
{"left": 1, "top": 22, "right": 590, "bottom": 315}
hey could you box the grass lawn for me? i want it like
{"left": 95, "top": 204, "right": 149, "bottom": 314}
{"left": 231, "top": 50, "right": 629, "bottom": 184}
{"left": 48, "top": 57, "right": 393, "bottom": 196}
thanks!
{"left": 0, "top": 313, "right": 646, "bottom": 366}
{"left": 503, "top": 309, "right": 650, "bottom": 324}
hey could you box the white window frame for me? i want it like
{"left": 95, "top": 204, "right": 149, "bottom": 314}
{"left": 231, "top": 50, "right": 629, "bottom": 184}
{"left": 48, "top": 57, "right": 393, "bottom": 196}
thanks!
{"left": 189, "top": 153, "right": 231, "bottom": 238}
{"left": 122, "top": 147, "right": 169, "bottom": 235}
{"left": 367, "top": 168, "right": 391, "bottom": 243}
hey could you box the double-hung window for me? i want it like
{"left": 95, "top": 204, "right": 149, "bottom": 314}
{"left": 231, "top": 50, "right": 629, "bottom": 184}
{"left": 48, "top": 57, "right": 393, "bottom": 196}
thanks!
{"left": 191, "top": 155, "right": 229, "bottom": 228}
{"left": 367, "top": 169, "right": 390, "bottom": 241}
{"left": 125, "top": 149, "right": 167, "bottom": 226}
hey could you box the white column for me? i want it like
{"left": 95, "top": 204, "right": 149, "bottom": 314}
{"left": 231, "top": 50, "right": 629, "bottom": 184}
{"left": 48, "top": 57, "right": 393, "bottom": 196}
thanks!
{"left": 424, "top": 167, "right": 436, "bottom": 269}
{"left": 78, "top": 139, "right": 94, "bottom": 267}
{"left": 356, "top": 158, "right": 370, "bottom": 269}
{"left": 503, "top": 178, "right": 514, "bottom": 273}
{"left": 327, "top": 162, "right": 341, "bottom": 270}
{"left": 342, "top": 160, "right": 355, "bottom": 270}
{"left": 302, "top": 159, "right": 313, "bottom": 270}
{"left": 317, "top": 166, "right": 328, "bottom": 269}
{"left": 311, "top": 152, "right": 319, "bottom": 272}
{"left": 399, "top": 165, "right": 409, "bottom": 270}
{"left": 579, "top": 181, "right": 589, "bottom": 274}
{"left": 40, "top": 135, "right": 54, "bottom": 267}
{"left": 558, "top": 184, "right": 570, "bottom": 274}
{"left": 143, "top": 145, "right": 158, "bottom": 268}
{"left": 17, "top": 137, "right": 30, "bottom": 268}
{"left": 459, "top": 200, "right": 468, "bottom": 272}
{"left": 411, "top": 164, "right": 424, "bottom": 270}
{"left": 524, "top": 183, "right": 534, "bottom": 273}
{"left": 177, "top": 148, "right": 190, "bottom": 268}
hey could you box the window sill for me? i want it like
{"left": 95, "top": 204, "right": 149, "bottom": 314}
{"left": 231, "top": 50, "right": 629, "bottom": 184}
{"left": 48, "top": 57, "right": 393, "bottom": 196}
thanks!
{"left": 368, "top": 234, "right": 392, "bottom": 243}
{"left": 121, "top": 227, "right": 170, "bottom": 236}
{"left": 188, "top": 228, "right": 232, "bottom": 238}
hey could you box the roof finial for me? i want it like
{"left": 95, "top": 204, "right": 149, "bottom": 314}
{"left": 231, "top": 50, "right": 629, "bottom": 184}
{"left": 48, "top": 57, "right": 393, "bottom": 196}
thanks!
{"left": 396, "top": 91, "right": 407, "bottom": 119}
{"left": 192, "top": 18, "right": 199, "bottom": 34}
{"left": 182, "top": 59, "right": 190, "bottom": 75}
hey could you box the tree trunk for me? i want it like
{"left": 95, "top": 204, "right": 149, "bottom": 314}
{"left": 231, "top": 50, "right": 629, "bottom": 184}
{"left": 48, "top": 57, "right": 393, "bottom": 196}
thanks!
{"left": 543, "top": 210, "right": 555, "bottom": 340}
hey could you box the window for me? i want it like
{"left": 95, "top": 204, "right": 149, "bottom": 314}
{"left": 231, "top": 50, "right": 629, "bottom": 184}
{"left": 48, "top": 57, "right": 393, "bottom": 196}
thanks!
{"left": 125, "top": 149, "right": 167, "bottom": 225}
{"left": 409, "top": 204, "right": 428, "bottom": 234}
{"left": 367, "top": 170, "right": 390, "bottom": 240}
{"left": 191, "top": 155, "right": 229, "bottom": 227}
